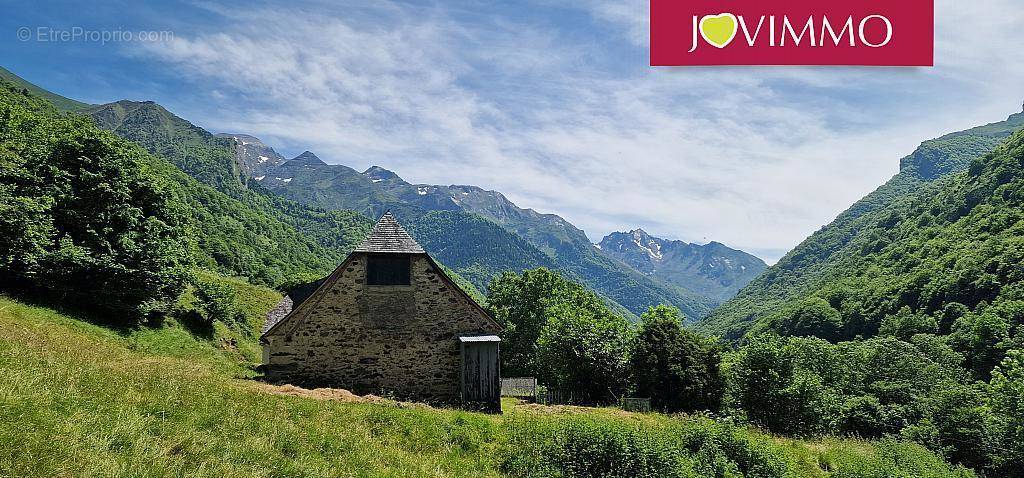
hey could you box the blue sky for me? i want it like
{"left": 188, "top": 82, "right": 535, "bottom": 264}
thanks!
{"left": 3, "top": 0, "right": 1023, "bottom": 262}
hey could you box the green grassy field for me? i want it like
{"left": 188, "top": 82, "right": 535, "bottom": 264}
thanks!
{"left": 0, "top": 295, "right": 974, "bottom": 477}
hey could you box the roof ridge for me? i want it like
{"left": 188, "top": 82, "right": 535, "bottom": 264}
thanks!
{"left": 354, "top": 211, "right": 425, "bottom": 254}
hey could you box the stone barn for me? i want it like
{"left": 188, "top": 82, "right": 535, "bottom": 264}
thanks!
{"left": 261, "top": 212, "right": 503, "bottom": 411}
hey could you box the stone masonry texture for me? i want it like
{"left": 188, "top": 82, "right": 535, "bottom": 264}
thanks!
{"left": 262, "top": 253, "right": 501, "bottom": 401}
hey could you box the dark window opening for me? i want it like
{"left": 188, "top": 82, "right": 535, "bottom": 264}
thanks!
{"left": 366, "top": 254, "right": 411, "bottom": 286}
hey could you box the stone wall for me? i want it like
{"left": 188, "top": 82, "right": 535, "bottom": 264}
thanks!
{"left": 262, "top": 253, "right": 500, "bottom": 401}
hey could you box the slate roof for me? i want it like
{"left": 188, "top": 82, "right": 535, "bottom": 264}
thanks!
{"left": 263, "top": 296, "right": 293, "bottom": 334}
{"left": 261, "top": 277, "right": 327, "bottom": 334}
{"left": 354, "top": 211, "right": 425, "bottom": 254}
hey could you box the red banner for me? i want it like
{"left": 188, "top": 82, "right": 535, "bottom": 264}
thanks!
{"left": 651, "top": 0, "right": 934, "bottom": 66}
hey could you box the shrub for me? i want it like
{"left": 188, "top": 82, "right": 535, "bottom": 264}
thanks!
{"left": 191, "top": 273, "right": 242, "bottom": 326}
{"left": 501, "top": 415, "right": 790, "bottom": 478}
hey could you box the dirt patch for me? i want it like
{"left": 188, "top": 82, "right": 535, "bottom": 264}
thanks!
{"left": 254, "top": 383, "right": 386, "bottom": 403}
{"left": 252, "top": 383, "right": 434, "bottom": 410}
{"left": 512, "top": 400, "right": 636, "bottom": 418}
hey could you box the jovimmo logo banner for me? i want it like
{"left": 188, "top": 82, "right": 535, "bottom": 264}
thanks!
{"left": 650, "top": 0, "right": 934, "bottom": 66}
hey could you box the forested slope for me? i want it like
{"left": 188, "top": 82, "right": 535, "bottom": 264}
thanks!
{"left": 703, "top": 112, "right": 1024, "bottom": 338}
{"left": 89, "top": 99, "right": 714, "bottom": 318}
{"left": 83, "top": 99, "right": 374, "bottom": 286}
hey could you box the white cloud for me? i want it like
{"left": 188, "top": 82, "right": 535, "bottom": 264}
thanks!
{"left": 135, "top": 0, "right": 1024, "bottom": 264}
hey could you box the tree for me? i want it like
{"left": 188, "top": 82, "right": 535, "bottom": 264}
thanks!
{"left": 536, "top": 300, "right": 631, "bottom": 404}
{"left": 989, "top": 350, "right": 1024, "bottom": 476}
{"left": 486, "top": 268, "right": 598, "bottom": 377}
{"left": 629, "top": 305, "right": 723, "bottom": 412}
{"left": 779, "top": 297, "right": 844, "bottom": 341}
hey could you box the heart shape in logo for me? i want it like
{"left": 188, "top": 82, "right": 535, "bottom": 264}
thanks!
{"left": 699, "top": 13, "right": 738, "bottom": 49}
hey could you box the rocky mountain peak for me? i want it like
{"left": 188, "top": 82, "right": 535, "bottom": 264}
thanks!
{"left": 292, "top": 151, "right": 326, "bottom": 164}
{"left": 363, "top": 166, "right": 404, "bottom": 183}
{"left": 599, "top": 229, "right": 767, "bottom": 301}
{"left": 629, "top": 228, "right": 654, "bottom": 241}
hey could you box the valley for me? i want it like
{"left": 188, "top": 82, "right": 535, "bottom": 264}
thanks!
{"left": 3, "top": 63, "right": 1024, "bottom": 477}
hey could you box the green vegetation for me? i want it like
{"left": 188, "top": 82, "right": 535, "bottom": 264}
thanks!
{"left": 487, "top": 267, "right": 633, "bottom": 401}
{"left": 630, "top": 305, "right": 723, "bottom": 413}
{"left": 691, "top": 123, "right": 1024, "bottom": 475}
{"left": 0, "top": 296, "right": 973, "bottom": 477}
{"left": 724, "top": 334, "right": 1024, "bottom": 476}
{"left": 0, "top": 65, "right": 92, "bottom": 112}
{"left": 489, "top": 243, "right": 1024, "bottom": 477}
{"left": 704, "top": 112, "right": 1024, "bottom": 339}
{"left": 0, "top": 77, "right": 189, "bottom": 319}
{"left": 488, "top": 268, "right": 596, "bottom": 376}
{"left": 405, "top": 210, "right": 556, "bottom": 289}
{"left": 85, "top": 99, "right": 373, "bottom": 287}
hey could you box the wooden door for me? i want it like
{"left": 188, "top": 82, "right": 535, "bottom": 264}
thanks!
{"left": 460, "top": 340, "right": 501, "bottom": 413}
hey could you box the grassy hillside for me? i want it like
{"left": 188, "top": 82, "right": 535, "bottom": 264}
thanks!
{"left": 703, "top": 112, "right": 1024, "bottom": 339}
{"left": 0, "top": 66, "right": 92, "bottom": 112}
{"left": 82, "top": 99, "right": 375, "bottom": 286}
{"left": 0, "top": 296, "right": 973, "bottom": 477}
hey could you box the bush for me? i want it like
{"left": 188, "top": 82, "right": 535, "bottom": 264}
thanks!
{"left": 501, "top": 415, "right": 790, "bottom": 478}
{"left": 191, "top": 273, "right": 242, "bottom": 326}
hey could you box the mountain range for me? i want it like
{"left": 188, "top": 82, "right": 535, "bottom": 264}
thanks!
{"left": 598, "top": 229, "right": 766, "bottom": 301}
{"left": 11, "top": 63, "right": 1021, "bottom": 339}
{"left": 2, "top": 62, "right": 764, "bottom": 320}
{"left": 208, "top": 131, "right": 764, "bottom": 318}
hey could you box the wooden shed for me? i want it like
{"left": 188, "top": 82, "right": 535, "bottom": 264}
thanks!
{"left": 459, "top": 335, "right": 501, "bottom": 412}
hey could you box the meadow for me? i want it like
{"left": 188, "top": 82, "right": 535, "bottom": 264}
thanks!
{"left": 0, "top": 294, "right": 973, "bottom": 478}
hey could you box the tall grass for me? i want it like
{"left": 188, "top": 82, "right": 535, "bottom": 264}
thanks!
{"left": 0, "top": 296, "right": 975, "bottom": 477}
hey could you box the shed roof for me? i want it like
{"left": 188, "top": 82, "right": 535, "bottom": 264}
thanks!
{"left": 459, "top": 335, "right": 501, "bottom": 342}
{"left": 354, "top": 211, "right": 424, "bottom": 254}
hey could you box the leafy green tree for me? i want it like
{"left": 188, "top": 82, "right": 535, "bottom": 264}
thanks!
{"left": 486, "top": 268, "right": 596, "bottom": 377}
{"left": 536, "top": 300, "right": 632, "bottom": 404}
{"left": 629, "top": 305, "right": 723, "bottom": 412}
{"left": 778, "top": 297, "right": 844, "bottom": 341}
{"left": 989, "top": 350, "right": 1024, "bottom": 476}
